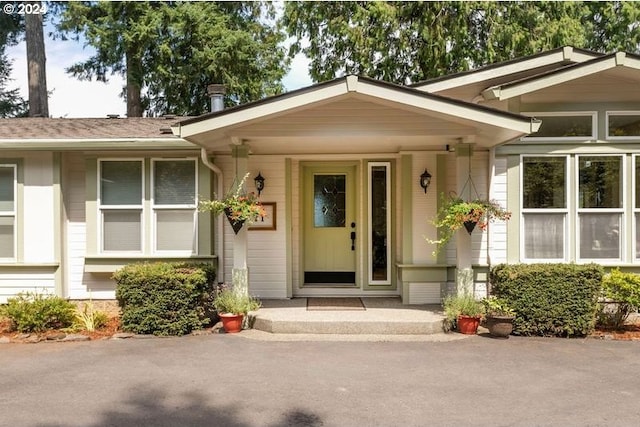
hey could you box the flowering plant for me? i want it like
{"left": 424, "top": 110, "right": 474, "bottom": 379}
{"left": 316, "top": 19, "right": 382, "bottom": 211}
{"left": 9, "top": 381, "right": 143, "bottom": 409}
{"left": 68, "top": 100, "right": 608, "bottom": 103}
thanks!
{"left": 426, "top": 194, "right": 511, "bottom": 254}
{"left": 198, "top": 173, "right": 266, "bottom": 232}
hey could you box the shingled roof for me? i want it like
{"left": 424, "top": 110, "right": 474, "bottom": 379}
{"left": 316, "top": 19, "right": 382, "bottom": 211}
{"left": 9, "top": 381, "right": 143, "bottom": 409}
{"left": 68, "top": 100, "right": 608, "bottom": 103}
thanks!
{"left": 0, "top": 117, "right": 189, "bottom": 139}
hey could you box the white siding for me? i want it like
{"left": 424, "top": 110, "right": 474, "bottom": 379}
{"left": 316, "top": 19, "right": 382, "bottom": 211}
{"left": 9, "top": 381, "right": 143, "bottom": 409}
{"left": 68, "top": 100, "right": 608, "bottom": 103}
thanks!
{"left": 0, "top": 271, "right": 55, "bottom": 303}
{"left": 411, "top": 152, "right": 439, "bottom": 264}
{"left": 489, "top": 156, "right": 508, "bottom": 264}
{"left": 408, "top": 282, "right": 442, "bottom": 304}
{"left": 215, "top": 155, "right": 288, "bottom": 298}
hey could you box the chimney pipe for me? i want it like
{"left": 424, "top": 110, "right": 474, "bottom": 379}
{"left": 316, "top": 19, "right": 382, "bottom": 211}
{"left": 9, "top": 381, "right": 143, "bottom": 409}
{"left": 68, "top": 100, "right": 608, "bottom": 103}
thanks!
{"left": 207, "top": 84, "right": 226, "bottom": 112}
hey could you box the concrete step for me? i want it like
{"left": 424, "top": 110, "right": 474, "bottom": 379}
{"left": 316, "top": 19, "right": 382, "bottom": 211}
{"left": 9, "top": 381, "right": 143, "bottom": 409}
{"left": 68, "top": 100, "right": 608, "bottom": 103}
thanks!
{"left": 249, "top": 298, "right": 446, "bottom": 335}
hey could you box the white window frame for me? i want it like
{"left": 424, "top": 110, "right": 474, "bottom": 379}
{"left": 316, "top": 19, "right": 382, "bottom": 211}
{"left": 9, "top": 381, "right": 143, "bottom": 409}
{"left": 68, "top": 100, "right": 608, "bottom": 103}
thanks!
{"left": 151, "top": 158, "right": 198, "bottom": 254}
{"left": 367, "top": 162, "right": 391, "bottom": 285}
{"left": 576, "top": 154, "right": 625, "bottom": 263}
{"left": 98, "top": 159, "right": 144, "bottom": 254}
{"left": 522, "top": 111, "right": 597, "bottom": 142}
{"left": 0, "top": 164, "right": 17, "bottom": 261}
{"left": 606, "top": 111, "right": 640, "bottom": 140}
{"left": 520, "top": 155, "right": 569, "bottom": 262}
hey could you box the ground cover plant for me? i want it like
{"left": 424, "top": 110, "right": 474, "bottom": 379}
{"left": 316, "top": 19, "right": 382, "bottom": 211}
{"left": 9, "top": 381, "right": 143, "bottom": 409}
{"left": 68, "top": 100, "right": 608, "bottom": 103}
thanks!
{"left": 1, "top": 291, "right": 77, "bottom": 333}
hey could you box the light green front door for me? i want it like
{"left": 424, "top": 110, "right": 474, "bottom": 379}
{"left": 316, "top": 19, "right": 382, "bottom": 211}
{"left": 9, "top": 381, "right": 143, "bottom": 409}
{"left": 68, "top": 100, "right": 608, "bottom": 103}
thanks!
{"left": 302, "top": 164, "right": 357, "bottom": 285}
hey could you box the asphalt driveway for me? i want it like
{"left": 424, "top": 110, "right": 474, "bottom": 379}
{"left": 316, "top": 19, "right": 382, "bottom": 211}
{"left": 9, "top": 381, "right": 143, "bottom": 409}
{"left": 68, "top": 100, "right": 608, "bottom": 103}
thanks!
{"left": 0, "top": 335, "right": 638, "bottom": 427}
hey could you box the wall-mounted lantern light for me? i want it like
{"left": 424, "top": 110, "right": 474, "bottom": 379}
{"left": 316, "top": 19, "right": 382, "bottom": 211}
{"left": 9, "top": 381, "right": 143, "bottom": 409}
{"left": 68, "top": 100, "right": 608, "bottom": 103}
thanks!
{"left": 419, "top": 169, "right": 432, "bottom": 194}
{"left": 254, "top": 172, "right": 265, "bottom": 196}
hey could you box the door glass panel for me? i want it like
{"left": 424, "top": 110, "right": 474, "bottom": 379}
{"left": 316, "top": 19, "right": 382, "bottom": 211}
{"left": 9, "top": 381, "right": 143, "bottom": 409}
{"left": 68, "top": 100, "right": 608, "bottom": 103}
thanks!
{"left": 314, "top": 174, "right": 346, "bottom": 227}
{"left": 371, "top": 165, "right": 388, "bottom": 281}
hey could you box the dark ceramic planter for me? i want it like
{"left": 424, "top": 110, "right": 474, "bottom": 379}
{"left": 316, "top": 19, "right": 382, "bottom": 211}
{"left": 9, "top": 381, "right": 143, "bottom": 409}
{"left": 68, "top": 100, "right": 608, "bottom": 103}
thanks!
{"left": 485, "top": 315, "right": 515, "bottom": 338}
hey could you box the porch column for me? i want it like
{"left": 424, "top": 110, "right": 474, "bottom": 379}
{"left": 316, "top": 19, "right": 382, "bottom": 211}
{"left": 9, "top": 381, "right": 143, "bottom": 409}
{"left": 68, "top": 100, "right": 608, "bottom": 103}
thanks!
{"left": 455, "top": 143, "right": 474, "bottom": 295}
{"left": 231, "top": 143, "right": 250, "bottom": 296}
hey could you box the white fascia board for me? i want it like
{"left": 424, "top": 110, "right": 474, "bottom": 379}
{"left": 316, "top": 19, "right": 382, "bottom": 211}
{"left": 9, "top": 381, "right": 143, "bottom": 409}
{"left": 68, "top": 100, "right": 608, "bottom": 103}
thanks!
{"left": 356, "top": 81, "right": 538, "bottom": 134}
{"left": 482, "top": 55, "right": 637, "bottom": 101}
{"left": 178, "top": 81, "right": 349, "bottom": 139}
{"left": 415, "top": 47, "right": 599, "bottom": 93}
{"left": 0, "top": 138, "right": 196, "bottom": 150}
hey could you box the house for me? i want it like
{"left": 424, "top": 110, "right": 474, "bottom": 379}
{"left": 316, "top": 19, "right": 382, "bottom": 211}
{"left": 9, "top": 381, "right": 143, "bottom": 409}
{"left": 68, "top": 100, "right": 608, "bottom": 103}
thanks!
{"left": 1, "top": 46, "right": 639, "bottom": 304}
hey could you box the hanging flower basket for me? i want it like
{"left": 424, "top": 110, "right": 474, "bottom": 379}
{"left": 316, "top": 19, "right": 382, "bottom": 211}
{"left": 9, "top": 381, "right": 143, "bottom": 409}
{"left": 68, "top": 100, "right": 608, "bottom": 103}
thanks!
{"left": 224, "top": 208, "right": 246, "bottom": 234}
{"left": 426, "top": 194, "right": 511, "bottom": 255}
{"left": 199, "top": 173, "right": 266, "bottom": 233}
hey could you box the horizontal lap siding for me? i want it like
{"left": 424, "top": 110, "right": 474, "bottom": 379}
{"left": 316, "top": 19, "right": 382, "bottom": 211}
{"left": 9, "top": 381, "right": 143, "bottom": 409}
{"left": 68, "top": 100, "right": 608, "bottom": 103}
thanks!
{"left": 217, "top": 156, "right": 287, "bottom": 298}
{"left": 0, "top": 271, "right": 56, "bottom": 303}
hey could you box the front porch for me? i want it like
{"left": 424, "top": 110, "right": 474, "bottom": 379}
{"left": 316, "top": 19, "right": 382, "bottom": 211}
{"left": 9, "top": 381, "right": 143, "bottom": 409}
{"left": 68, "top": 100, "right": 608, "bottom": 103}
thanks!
{"left": 250, "top": 297, "right": 446, "bottom": 335}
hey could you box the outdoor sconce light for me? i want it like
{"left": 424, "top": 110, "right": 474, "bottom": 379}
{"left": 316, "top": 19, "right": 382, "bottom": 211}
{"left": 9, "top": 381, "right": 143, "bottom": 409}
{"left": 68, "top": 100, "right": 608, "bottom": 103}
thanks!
{"left": 254, "top": 172, "right": 265, "bottom": 196}
{"left": 419, "top": 169, "right": 432, "bottom": 194}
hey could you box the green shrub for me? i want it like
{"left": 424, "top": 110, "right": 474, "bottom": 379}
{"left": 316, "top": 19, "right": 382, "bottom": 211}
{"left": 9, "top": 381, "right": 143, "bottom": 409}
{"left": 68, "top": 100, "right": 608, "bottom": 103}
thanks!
{"left": 598, "top": 269, "right": 640, "bottom": 329}
{"left": 490, "top": 263, "right": 603, "bottom": 337}
{"left": 4, "top": 292, "right": 77, "bottom": 333}
{"left": 114, "top": 262, "right": 216, "bottom": 336}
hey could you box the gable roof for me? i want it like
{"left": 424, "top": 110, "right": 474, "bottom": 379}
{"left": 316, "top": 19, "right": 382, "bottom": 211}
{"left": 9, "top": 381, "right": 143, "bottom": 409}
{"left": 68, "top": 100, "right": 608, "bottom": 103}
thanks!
{"left": 412, "top": 46, "right": 603, "bottom": 93}
{"left": 481, "top": 51, "right": 640, "bottom": 101}
{"left": 173, "top": 75, "right": 540, "bottom": 150}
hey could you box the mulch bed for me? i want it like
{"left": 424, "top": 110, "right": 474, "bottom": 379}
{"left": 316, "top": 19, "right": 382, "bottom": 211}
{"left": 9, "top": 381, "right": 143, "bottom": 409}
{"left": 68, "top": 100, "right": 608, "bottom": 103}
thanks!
{"left": 590, "top": 322, "right": 640, "bottom": 341}
{"left": 0, "top": 316, "right": 122, "bottom": 344}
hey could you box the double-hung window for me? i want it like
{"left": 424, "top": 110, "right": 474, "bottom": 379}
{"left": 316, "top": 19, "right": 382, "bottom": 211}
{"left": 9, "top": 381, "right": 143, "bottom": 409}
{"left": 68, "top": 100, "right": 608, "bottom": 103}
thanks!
{"left": 0, "top": 165, "right": 16, "bottom": 260}
{"left": 578, "top": 155, "right": 623, "bottom": 261}
{"left": 99, "top": 160, "right": 143, "bottom": 252}
{"left": 152, "top": 159, "right": 197, "bottom": 252}
{"left": 521, "top": 156, "right": 567, "bottom": 260}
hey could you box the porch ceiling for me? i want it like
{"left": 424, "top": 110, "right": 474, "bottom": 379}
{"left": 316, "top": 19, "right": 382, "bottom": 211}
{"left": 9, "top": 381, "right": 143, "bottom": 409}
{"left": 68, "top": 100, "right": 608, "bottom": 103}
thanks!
{"left": 174, "top": 76, "right": 537, "bottom": 154}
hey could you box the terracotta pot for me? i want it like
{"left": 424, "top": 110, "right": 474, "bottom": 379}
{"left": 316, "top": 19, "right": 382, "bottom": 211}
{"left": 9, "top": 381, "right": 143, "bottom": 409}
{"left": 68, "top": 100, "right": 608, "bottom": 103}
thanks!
{"left": 219, "top": 313, "right": 244, "bottom": 333}
{"left": 486, "top": 315, "right": 515, "bottom": 338}
{"left": 224, "top": 208, "right": 246, "bottom": 234}
{"left": 457, "top": 315, "right": 481, "bottom": 334}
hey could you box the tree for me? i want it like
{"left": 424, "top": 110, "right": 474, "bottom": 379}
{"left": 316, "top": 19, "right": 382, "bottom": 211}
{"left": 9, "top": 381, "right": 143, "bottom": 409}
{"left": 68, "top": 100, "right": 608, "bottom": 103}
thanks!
{"left": 57, "top": 1, "right": 288, "bottom": 117}
{"left": 0, "top": 3, "right": 28, "bottom": 117}
{"left": 25, "top": 0, "right": 49, "bottom": 117}
{"left": 283, "top": 1, "right": 637, "bottom": 85}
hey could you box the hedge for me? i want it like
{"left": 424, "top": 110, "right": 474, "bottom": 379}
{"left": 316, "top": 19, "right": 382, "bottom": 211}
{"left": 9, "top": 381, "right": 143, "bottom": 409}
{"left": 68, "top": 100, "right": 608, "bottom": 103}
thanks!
{"left": 114, "top": 262, "right": 216, "bottom": 336}
{"left": 489, "top": 263, "right": 603, "bottom": 337}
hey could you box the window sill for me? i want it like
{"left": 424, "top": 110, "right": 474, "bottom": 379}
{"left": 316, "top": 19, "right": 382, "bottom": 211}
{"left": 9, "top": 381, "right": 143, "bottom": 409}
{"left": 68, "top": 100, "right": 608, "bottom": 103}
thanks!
{"left": 84, "top": 255, "right": 217, "bottom": 273}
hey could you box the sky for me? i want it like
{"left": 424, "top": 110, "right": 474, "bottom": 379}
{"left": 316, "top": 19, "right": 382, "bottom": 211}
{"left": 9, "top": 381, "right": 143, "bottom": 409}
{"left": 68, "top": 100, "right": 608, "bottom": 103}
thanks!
{"left": 6, "top": 27, "right": 312, "bottom": 118}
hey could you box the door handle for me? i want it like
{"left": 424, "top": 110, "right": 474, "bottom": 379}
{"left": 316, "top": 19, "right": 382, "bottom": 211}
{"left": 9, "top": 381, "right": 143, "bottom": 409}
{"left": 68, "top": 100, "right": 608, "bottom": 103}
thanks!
{"left": 350, "top": 231, "right": 356, "bottom": 251}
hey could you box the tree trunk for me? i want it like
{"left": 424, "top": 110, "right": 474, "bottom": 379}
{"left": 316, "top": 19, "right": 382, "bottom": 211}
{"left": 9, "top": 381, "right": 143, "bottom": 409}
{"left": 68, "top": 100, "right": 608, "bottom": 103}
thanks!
{"left": 25, "top": 2, "right": 48, "bottom": 118}
{"left": 125, "top": 48, "right": 143, "bottom": 117}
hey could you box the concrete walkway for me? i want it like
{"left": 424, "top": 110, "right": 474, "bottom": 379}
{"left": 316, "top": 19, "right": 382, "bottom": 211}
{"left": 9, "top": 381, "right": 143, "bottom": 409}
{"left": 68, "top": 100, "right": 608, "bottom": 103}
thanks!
{"left": 250, "top": 297, "right": 446, "bottom": 336}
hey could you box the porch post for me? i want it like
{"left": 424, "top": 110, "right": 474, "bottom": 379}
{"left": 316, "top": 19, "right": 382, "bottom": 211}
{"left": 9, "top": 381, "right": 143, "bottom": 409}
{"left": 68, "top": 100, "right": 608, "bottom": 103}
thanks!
{"left": 231, "top": 143, "right": 250, "bottom": 296}
{"left": 455, "top": 143, "right": 474, "bottom": 295}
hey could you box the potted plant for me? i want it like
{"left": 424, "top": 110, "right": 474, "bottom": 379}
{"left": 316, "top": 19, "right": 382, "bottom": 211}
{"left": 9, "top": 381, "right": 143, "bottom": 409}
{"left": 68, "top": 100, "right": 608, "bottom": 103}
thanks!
{"left": 482, "top": 296, "right": 516, "bottom": 338}
{"left": 427, "top": 195, "right": 511, "bottom": 254}
{"left": 213, "top": 286, "right": 261, "bottom": 333}
{"left": 443, "top": 293, "right": 485, "bottom": 334}
{"left": 199, "top": 173, "right": 266, "bottom": 234}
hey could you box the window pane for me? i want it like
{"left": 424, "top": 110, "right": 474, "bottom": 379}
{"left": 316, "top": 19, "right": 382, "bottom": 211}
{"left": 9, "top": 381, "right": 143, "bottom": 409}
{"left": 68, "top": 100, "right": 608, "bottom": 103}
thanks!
{"left": 0, "top": 167, "right": 14, "bottom": 212}
{"left": 314, "top": 174, "right": 346, "bottom": 227}
{"left": 154, "top": 161, "right": 196, "bottom": 205}
{"left": 371, "top": 166, "right": 388, "bottom": 281}
{"left": 523, "top": 214, "right": 564, "bottom": 259}
{"left": 609, "top": 114, "right": 640, "bottom": 137}
{"left": 103, "top": 210, "right": 141, "bottom": 251}
{"left": 579, "top": 213, "right": 620, "bottom": 259}
{"left": 529, "top": 115, "right": 593, "bottom": 138}
{"left": 101, "top": 161, "right": 142, "bottom": 205}
{"left": 523, "top": 157, "right": 566, "bottom": 208}
{"left": 579, "top": 157, "right": 621, "bottom": 208}
{"left": 0, "top": 216, "right": 14, "bottom": 258}
{"left": 156, "top": 210, "right": 194, "bottom": 251}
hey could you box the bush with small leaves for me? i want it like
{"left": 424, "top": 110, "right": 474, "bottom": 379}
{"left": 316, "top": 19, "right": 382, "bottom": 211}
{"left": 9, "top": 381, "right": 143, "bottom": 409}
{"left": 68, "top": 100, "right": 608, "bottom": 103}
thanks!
{"left": 4, "top": 292, "right": 77, "bottom": 333}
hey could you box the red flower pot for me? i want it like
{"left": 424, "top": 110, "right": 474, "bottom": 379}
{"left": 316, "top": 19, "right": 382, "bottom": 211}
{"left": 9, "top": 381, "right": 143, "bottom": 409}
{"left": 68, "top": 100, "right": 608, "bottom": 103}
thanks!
{"left": 219, "top": 313, "right": 244, "bottom": 333}
{"left": 457, "top": 315, "right": 481, "bottom": 334}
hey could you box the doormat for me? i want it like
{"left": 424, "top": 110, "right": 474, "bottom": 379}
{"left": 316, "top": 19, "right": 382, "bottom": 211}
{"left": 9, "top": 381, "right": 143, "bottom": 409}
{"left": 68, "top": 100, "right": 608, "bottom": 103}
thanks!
{"left": 307, "top": 297, "right": 366, "bottom": 311}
